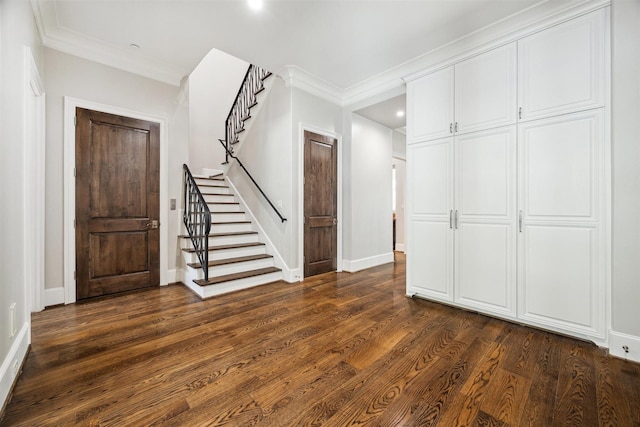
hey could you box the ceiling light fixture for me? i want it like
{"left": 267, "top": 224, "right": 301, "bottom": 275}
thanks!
{"left": 396, "top": 110, "right": 405, "bottom": 117}
{"left": 248, "top": 0, "right": 263, "bottom": 11}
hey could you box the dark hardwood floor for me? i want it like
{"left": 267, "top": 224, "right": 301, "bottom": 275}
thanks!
{"left": 2, "top": 254, "right": 639, "bottom": 426}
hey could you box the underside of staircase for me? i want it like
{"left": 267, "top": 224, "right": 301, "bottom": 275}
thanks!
{"left": 180, "top": 175, "right": 282, "bottom": 299}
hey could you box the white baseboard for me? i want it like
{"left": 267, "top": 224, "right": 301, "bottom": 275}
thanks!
{"left": 395, "top": 243, "right": 406, "bottom": 253}
{"left": 285, "top": 268, "right": 303, "bottom": 282}
{"left": 609, "top": 330, "right": 640, "bottom": 363}
{"left": 343, "top": 252, "right": 395, "bottom": 273}
{"left": 164, "top": 269, "right": 177, "bottom": 285}
{"left": 0, "top": 322, "right": 30, "bottom": 413}
{"left": 44, "top": 287, "right": 65, "bottom": 307}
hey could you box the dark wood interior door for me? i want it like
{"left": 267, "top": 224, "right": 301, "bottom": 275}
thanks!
{"left": 304, "top": 131, "right": 337, "bottom": 277}
{"left": 75, "top": 108, "right": 160, "bottom": 299}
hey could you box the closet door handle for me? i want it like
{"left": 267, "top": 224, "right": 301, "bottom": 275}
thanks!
{"left": 519, "top": 210, "right": 523, "bottom": 232}
{"left": 455, "top": 122, "right": 458, "bottom": 133}
{"left": 454, "top": 210, "right": 459, "bottom": 229}
{"left": 449, "top": 210, "right": 453, "bottom": 229}
{"left": 518, "top": 107, "right": 522, "bottom": 120}
{"left": 449, "top": 123, "right": 453, "bottom": 134}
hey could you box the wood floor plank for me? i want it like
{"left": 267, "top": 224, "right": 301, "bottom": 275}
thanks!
{"left": 2, "top": 254, "right": 639, "bottom": 426}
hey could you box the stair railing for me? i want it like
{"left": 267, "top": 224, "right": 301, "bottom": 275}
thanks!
{"left": 223, "top": 64, "right": 272, "bottom": 163}
{"left": 183, "top": 164, "right": 211, "bottom": 281}
{"left": 218, "top": 139, "right": 287, "bottom": 223}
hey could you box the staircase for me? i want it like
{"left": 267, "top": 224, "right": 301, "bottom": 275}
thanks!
{"left": 180, "top": 175, "right": 282, "bottom": 299}
{"left": 181, "top": 64, "right": 285, "bottom": 299}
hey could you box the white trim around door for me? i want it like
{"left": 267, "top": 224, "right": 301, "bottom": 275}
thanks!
{"left": 24, "top": 47, "right": 46, "bottom": 312}
{"left": 63, "top": 97, "right": 169, "bottom": 304}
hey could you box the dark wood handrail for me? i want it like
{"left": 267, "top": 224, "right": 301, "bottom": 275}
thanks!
{"left": 183, "top": 164, "right": 211, "bottom": 280}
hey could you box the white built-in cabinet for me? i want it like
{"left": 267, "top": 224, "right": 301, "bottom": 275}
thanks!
{"left": 406, "top": 8, "right": 608, "bottom": 343}
{"left": 407, "top": 42, "right": 517, "bottom": 141}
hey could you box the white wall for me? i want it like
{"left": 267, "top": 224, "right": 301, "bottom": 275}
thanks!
{"left": 292, "top": 87, "right": 344, "bottom": 273}
{"left": 188, "top": 49, "right": 248, "bottom": 174}
{"left": 0, "top": 0, "right": 43, "bottom": 408}
{"left": 346, "top": 114, "right": 394, "bottom": 270}
{"left": 392, "top": 131, "right": 406, "bottom": 252}
{"left": 226, "top": 77, "right": 295, "bottom": 271}
{"left": 43, "top": 48, "right": 188, "bottom": 294}
{"left": 611, "top": 0, "right": 640, "bottom": 345}
{"left": 392, "top": 158, "right": 406, "bottom": 252}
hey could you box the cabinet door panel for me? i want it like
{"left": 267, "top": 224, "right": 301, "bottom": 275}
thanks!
{"left": 518, "top": 110, "right": 605, "bottom": 340}
{"left": 408, "top": 139, "right": 453, "bottom": 217}
{"left": 455, "top": 43, "right": 517, "bottom": 134}
{"left": 407, "top": 139, "right": 454, "bottom": 301}
{"left": 407, "top": 221, "right": 453, "bottom": 300}
{"left": 454, "top": 127, "right": 516, "bottom": 316}
{"left": 519, "top": 225, "right": 601, "bottom": 335}
{"left": 456, "top": 223, "right": 514, "bottom": 315}
{"left": 456, "top": 127, "right": 516, "bottom": 219}
{"left": 518, "top": 9, "right": 605, "bottom": 121}
{"left": 407, "top": 67, "right": 454, "bottom": 142}
{"left": 520, "top": 110, "right": 602, "bottom": 221}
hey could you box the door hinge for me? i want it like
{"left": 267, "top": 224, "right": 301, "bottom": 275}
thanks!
{"left": 74, "top": 167, "right": 76, "bottom": 177}
{"left": 74, "top": 271, "right": 76, "bottom": 280}
{"left": 74, "top": 116, "right": 77, "bottom": 126}
{"left": 73, "top": 219, "right": 76, "bottom": 228}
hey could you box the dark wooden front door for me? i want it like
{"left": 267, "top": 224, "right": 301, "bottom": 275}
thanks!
{"left": 304, "top": 131, "right": 337, "bottom": 277}
{"left": 75, "top": 108, "right": 160, "bottom": 299}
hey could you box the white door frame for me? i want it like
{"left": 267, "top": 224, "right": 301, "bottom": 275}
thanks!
{"left": 63, "top": 97, "right": 169, "bottom": 304}
{"left": 24, "top": 47, "right": 45, "bottom": 312}
{"left": 298, "top": 124, "right": 343, "bottom": 278}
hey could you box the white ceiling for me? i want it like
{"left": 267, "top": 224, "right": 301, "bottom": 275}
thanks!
{"left": 355, "top": 94, "right": 407, "bottom": 130}
{"left": 32, "top": 0, "right": 582, "bottom": 92}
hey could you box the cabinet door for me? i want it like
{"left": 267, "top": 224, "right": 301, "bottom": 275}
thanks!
{"left": 455, "top": 43, "right": 517, "bottom": 134}
{"left": 454, "top": 127, "right": 517, "bottom": 317}
{"left": 518, "top": 110, "right": 605, "bottom": 340}
{"left": 518, "top": 9, "right": 605, "bottom": 121}
{"left": 407, "top": 67, "right": 454, "bottom": 142}
{"left": 406, "top": 139, "right": 454, "bottom": 301}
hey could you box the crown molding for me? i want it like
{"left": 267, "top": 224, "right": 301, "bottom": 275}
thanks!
{"left": 30, "top": 0, "right": 610, "bottom": 101}
{"left": 31, "top": 0, "right": 186, "bottom": 87}
{"left": 277, "top": 65, "right": 344, "bottom": 106}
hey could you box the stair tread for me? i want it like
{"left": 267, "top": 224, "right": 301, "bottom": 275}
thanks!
{"left": 193, "top": 176, "right": 225, "bottom": 182}
{"left": 197, "top": 184, "right": 229, "bottom": 188}
{"left": 211, "top": 221, "right": 251, "bottom": 225}
{"left": 193, "top": 266, "right": 281, "bottom": 287}
{"left": 182, "top": 242, "right": 265, "bottom": 253}
{"left": 188, "top": 253, "right": 273, "bottom": 269}
{"left": 179, "top": 231, "right": 257, "bottom": 238}
{"left": 200, "top": 193, "right": 234, "bottom": 196}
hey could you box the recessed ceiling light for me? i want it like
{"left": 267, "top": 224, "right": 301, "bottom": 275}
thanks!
{"left": 396, "top": 110, "right": 405, "bottom": 117}
{"left": 248, "top": 0, "right": 263, "bottom": 10}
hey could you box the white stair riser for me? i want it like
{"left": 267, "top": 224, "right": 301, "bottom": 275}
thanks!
{"left": 188, "top": 258, "right": 275, "bottom": 279}
{"left": 202, "top": 194, "right": 236, "bottom": 203}
{"left": 184, "top": 271, "right": 284, "bottom": 299}
{"left": 208, "top": 203, "right": 241, "bottom": 212}
{"left": 209, "top": 234, "right": 258, "bottom": 246}
{"left": 211, "top": 212, "right": 247, "bottom": 222}
{"left": 198, "top": 186, "right": 230, "bottom": 194}
{"left": 181, "top": 245, "right": 266, "bottom": 263}
{"left": 210, "top": 222, "right": 253, "bottom": 233}
{"left": 194, "top": 177, "right": 225, "bottom": 185}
